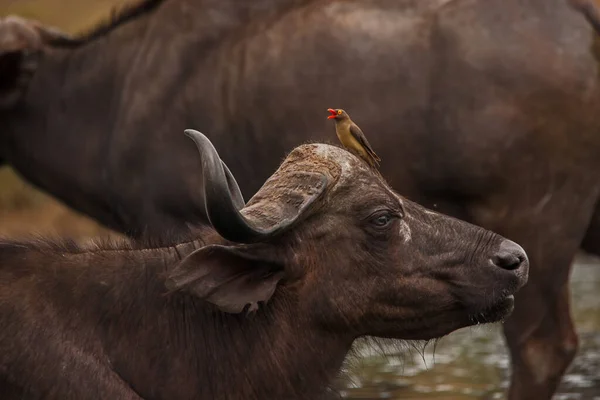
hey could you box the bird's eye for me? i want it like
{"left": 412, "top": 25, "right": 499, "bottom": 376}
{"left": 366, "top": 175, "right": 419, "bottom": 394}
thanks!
{"left": 337, "top": 110, "right": 342, "bottom": 115}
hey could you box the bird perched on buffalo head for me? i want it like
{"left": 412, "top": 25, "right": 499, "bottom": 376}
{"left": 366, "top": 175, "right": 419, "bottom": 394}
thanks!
{"left": 327, "top": 108, "right": 381, "bottom": 169}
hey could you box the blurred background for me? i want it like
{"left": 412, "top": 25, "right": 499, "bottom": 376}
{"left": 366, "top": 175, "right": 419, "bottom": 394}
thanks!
{"left": 1, "top": 1, "right": 600, "bottom": 399}
{"left": 0, "top": 0, "right": 122, "bottom": 239}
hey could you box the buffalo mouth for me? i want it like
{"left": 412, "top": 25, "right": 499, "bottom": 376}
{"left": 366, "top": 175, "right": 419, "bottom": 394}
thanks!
{"left": 371, "top": 293, "right": 517, "bottom": 341}
{"left": 467, "top": 294, "right": 515, "bottom": 325}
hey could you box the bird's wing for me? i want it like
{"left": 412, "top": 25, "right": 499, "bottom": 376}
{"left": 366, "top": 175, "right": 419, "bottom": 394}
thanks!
{"left": 350, "top": 124, "right": 381, "bottom": 161}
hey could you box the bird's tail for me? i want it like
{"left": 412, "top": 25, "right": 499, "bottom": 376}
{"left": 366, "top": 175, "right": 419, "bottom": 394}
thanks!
{"left": 367, "top": 149, "right": 381, "bottom": 164}
{"left": 367, "top": 155, "right": 381, "bottom": 169}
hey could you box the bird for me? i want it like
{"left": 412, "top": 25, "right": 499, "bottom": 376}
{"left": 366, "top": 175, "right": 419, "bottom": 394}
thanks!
{"left": 327, "top": 108, "right": 381, "bottom": 168}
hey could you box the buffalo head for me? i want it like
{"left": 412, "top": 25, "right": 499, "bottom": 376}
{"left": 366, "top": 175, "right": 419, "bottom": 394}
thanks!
{"left": 167, "top": 130, "right": 529, "bottom": 340}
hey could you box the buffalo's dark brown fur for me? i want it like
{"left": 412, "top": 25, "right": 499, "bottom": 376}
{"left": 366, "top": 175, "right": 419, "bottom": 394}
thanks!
{"left": 0, "top": 143, "right": 528, "bottom": 400}
{"left": 0, "top": 1, "right": 598, "bottom": 398}
{"left": 0, "top": 235, "right": 343, "bottom": 400}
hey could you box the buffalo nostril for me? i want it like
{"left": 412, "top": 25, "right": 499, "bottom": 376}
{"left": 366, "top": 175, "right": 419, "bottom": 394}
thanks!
{"left": 491, "top": 240, "right": 527, "bottom": 271}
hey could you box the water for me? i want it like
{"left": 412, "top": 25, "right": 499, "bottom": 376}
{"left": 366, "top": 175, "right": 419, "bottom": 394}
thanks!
{"left": 337, "top": 253, "right": 600, "bottom": 399}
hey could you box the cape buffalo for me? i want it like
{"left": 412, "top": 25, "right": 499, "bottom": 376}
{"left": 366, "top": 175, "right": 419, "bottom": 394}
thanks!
{"left": 0, "top": 130, "right": 529, "bottom": 400}
{"left": 0, "top": 0, "right": 598, "bottom": 398}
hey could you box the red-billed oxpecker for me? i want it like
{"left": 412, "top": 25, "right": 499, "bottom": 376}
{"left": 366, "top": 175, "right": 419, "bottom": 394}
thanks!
{"left": 327, "top": 108, "right": 381, "bottom": 169}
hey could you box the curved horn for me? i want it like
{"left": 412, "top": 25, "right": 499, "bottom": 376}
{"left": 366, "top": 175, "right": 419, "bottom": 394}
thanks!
{"left": 184, "top": 129, "right": 326, "bottom": 243}
{"left": 221, "top": 161, "right": 245, "bottom": 211}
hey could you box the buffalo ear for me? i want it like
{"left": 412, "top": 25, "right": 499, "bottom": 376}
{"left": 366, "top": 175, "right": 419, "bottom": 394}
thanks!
{"left": 165, "top": 245, "right": 285, "bottom": 314}
{"left": 0, "top": 16, "right": 73, "bottom": 109}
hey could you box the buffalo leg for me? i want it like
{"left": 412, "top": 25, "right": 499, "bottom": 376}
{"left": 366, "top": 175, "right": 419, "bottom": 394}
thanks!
{"left": 4, "top": 365, "right": 144, "bottom": 400}
{"left": 0, "top": 368, "right": 143, "bottom": 400}
{"left": 503, "top": 274, "right": 578, "bottom": 399}
{"left": 1, "top": 326, "right": 144, "bottom": 399}
{"left": 467, "top": 189, "right": 598, "bottom": 399}
{"left": 581, "top": 200, "right": 600, "bottom": 257}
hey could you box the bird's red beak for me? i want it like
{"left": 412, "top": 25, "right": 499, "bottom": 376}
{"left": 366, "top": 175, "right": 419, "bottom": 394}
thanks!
{"left": 327, "top": 108, "right": 337, "bottom": 119}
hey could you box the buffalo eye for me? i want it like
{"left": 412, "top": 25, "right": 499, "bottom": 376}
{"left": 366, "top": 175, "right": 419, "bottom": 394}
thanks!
{"left": 374, "top": 215, "right": 391, "bottom": 226}
{"left": 368, "top": 210, "right": 397, "bottom": 229}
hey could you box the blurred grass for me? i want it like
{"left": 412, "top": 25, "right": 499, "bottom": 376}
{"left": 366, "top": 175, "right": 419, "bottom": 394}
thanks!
{"left": 1, "top": 0, "right": 125, "bottom": 238}
{"left": 0, "top": 167, "right": 116, "bottom": 238}
{"left": 0, "top": 0, "right": 127, "bottom": 35}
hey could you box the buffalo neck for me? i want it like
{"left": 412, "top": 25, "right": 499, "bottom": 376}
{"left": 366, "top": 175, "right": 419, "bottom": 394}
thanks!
{"left": 0, "top": 0, "right": 312, "bottom": 235}
{"left": 48, "top": 235, "right": 353, "bottom": 400}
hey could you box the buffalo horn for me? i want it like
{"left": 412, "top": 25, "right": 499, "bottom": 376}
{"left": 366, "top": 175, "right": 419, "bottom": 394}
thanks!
{"left": 184, "top": 129, "right": 325, "bottom": 243}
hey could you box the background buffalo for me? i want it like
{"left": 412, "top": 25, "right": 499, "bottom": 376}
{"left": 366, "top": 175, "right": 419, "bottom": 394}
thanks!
{"left": 1, "top": 0, "right": 600, "bottom": 399}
